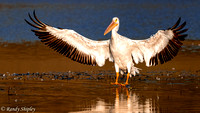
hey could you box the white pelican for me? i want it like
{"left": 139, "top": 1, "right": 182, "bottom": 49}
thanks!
{"left": 25, "top": 11, "right": 188, "bottom": 86}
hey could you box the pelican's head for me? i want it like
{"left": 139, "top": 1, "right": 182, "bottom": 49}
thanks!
{"left": 104, "top": 17, "right": 119, "bottom": 35}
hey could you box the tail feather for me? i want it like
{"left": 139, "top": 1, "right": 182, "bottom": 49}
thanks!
{"left": 119, "top": 66, "right": 141, "bottom": 77}
{"left": 130, "top": 66, "right": 141, "bottom": 77}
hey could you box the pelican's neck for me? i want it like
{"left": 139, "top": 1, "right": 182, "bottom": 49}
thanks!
{"left": 111, "top": 25, "right": 119, "bottom": 38}
{"left": 111, "top": 29, "right": 118, "bottom": 38}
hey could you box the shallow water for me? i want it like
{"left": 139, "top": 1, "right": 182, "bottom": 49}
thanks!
{"left": 0, "top": 76, "right": 200, "bottom": 113}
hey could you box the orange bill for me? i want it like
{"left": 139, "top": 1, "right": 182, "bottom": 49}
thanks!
{"left": 104, "top": 21, "right": 118, "bottom": 35}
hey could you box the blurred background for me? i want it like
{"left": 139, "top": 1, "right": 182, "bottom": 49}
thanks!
{"left": 0, "top": 0, "right": 200, "bottom": 42}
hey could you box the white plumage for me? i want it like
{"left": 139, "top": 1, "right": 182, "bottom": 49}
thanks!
{"left": 25, "top": 11, "right": 187, "bottom": 85}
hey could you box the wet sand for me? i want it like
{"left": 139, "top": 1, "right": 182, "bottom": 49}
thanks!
{"left": 0, "top": 40, "right": 199, "bottom": 113}
{"left": 0, "top": 40, "right": 199, "bottom": 74}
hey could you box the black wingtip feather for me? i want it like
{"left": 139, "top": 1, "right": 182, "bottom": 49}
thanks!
{"left": 169, "top": 17, "right": 181, "bottom": 30}
{"left": 25, "top": 19, "right": 41, "bottom": 29}
{"left": 33, "top": 10, "right": 45, "bottom": 26}
{"left": 174, "top": 21, "right": 186, "bottom": 31}
{"left": 176, "top": 29, "right": 188, "bottom": 34}
{"left": 28, "top": 12, "right": 43, "bottom": 26}
{"left": 178, "top": 34, "right": 188, "bottom": 41}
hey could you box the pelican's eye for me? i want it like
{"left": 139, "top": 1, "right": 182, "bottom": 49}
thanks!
{"left": 115, "top": 19, "right": 118, "bottom": 22}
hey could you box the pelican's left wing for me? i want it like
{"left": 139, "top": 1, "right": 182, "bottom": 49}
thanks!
{"left": 131, "top": 18, "right": 188, "bottom": 66}
{"left": 25, "top": 11, "right": 113, "bottom": 67}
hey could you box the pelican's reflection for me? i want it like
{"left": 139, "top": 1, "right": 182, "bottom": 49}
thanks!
{"left": 72, "top": 87, "right": 158, "bottom": 113}
{"left": 114, "top": 87, "right": 156, "bottom": 113}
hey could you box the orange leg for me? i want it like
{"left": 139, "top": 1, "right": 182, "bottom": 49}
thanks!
{"left": 111, "top": 72, "right": 120, "bottom": 85}
{"left": 125, "top": 73, "right": 130, "bottom": 84}
{"left": 122, "top": 73, "right": 130, "bottom": 86}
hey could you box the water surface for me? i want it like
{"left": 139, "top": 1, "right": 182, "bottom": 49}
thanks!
{"left": 0, "top": 0, "right": 200, "bottom": 42}
{"left": 0, "top": 76, "right": 200, "bottom": 113}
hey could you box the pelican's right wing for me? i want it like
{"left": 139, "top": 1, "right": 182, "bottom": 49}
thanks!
{"left": 25, "top": 11, "right": 113, "bottom": 67}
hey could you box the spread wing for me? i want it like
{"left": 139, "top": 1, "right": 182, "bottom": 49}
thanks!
{"left": 25, "top": 11, "right": 113, "bottom": 67}
{"left": 131, "top": 18, "right": 188, "bottom": 66}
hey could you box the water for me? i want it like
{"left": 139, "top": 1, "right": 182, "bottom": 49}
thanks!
{"left": 0, "top": 78, "right": 200, "bottom": 113}
{"left": 0, "top": 0, "right": 200, "bottom": 42}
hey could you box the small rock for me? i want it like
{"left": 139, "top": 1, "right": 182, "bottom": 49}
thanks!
{"left": 156, "top": 77, "right": 161, "bottom": 81}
